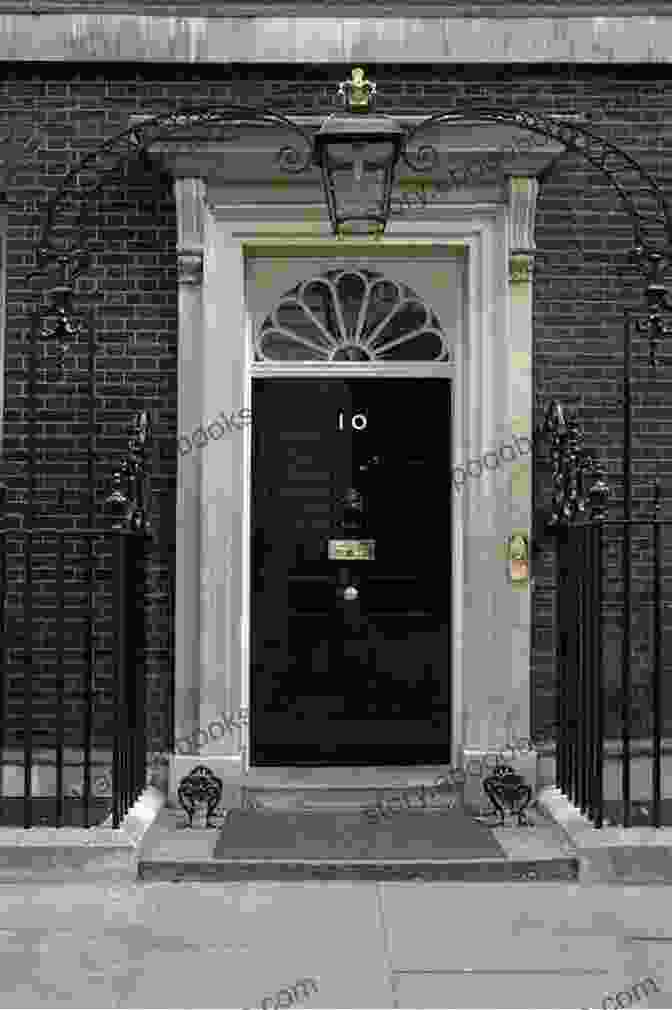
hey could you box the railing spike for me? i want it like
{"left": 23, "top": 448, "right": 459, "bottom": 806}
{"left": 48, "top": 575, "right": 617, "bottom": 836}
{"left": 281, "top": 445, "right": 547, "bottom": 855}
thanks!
{"left": 654, "top": 477, "right": 662, "bottom": 515}
{"left": 589, "top": 466, "right": 610, "bottom": 522}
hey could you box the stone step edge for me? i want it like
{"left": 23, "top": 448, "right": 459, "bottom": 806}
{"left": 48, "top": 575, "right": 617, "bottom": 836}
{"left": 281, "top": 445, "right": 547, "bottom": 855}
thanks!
{"left": 137, "top": 858, "right": 579, "bottom": 882}
{"left": 242, "top": 784, "right": 461, "bottom": 802}
{"left": 244, "top": 796, "right": 462, "bottom": 809}
{"left": 0, "top": 786, "right": 166, "bottom": 879}
{"left": 537, "top": 786, "right": 672, "bottom": 883}
{"left": 242, "top": 785, "right": 458, "bottom": 793}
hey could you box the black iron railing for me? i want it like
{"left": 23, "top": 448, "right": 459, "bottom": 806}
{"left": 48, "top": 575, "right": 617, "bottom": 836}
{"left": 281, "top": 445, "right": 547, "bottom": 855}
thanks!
{"left": 0, "top": 525, "right": 150, "bottom": 828}
{"left": 541, "top": 392, "right": 671, "bottom": 830}
{"left": 0, "top": 409, "right": 156, "bottom": 829}
{"left": 111, "top": 526, "right": 151, "bottom": 827}
{"left": 556, "top": 506, "right": 670, "bottom": 828}
{"left": 556, "top": 518, "right": 606, "bottom": 826}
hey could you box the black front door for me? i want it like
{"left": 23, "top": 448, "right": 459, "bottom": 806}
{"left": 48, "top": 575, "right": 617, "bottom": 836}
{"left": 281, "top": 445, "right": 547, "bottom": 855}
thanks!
{"left": 250, "top": 377, "right": 451, "bottom": 765}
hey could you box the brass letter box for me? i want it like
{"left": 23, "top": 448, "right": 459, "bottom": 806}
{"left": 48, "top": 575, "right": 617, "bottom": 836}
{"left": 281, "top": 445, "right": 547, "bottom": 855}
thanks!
{"left": 328, "top": 539, "right": 376, "bottom": 561}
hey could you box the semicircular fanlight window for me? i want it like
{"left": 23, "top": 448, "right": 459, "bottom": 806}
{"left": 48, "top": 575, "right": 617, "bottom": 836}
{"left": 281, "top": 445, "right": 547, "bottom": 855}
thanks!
{"left": 254, "top": 267, "right": 451, "bottom": 362}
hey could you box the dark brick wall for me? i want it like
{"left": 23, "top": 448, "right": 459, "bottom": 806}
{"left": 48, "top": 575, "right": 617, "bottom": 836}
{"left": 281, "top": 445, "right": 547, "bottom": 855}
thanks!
{"left": 1, "top": 63, "right": 671, "bottom": 756}
{"left": 0, "top": 68, "right": 180, "bottom": 758}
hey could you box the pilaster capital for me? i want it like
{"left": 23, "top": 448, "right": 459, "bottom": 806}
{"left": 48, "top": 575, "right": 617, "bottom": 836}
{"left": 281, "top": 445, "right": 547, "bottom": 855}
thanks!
{"left": 508, "top": 176, "right": 539, "bottom": 286}
{"left": 509, "top": 253, "right": 534, "bottom": 285}
{"left": 175, "top": 177, "right": 206, "bottom": 287}
{"left": 177, "top": 250, "right": 203, "bottom": 285}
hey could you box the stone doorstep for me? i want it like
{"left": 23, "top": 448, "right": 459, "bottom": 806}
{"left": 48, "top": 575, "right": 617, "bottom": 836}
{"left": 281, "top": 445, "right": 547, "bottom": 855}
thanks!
{"left": 138, "top": 804, "right": 579, "bottom": 882}
{"left": 537, "top": 786, "right": 672, "bottom": 883}
{"left": 7, "top": 765, "right": 672, "bottom": 881}
{"left": 0, "top": 786, "right": 166, "bottom": 880}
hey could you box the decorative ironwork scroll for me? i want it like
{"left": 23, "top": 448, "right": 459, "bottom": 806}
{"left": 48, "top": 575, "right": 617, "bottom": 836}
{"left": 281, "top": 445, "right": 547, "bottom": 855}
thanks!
{"left": 633, "top": 250, "right": 672, "bottom": 368}
{"left": 0, "top": 123, "right": 42, "bottom": 203}
{"left": 39, "top": 257, "right": 84, "bottom": 380}
{"left": 32, "top": 104, "right": 316, "bottom": 285}
{"left": 105, "top": 409, "right": 153, "bottom": 532}
{"left": 29, "top": 91, "right": 672, "bottom": 297}
{"left": 402, "top": 103, "right": 672, "bottom": 275}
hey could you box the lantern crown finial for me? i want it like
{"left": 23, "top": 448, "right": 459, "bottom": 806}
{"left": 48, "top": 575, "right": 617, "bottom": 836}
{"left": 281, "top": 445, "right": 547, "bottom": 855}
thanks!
{"left": 338, "top": 67, "right": 376, "bottom": 113}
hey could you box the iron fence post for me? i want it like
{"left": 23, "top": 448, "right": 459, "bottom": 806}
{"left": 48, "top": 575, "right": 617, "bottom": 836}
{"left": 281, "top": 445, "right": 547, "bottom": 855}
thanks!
{"left": 652, "top": 481, "right": 663, "bottom": 827}
{"left": 589, "top": 468, "right": 609, "bottom": 827}
{"left": 621, "top": 311, "right": 633, "bottom": 827}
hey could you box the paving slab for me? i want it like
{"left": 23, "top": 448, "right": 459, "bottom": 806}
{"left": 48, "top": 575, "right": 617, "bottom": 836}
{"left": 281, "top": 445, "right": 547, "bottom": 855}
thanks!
{"left": 0, "top": 879, "right": 391, "bottom": 1009}
{"left": 380, "top": 881, "right": 672, "bottom": 1008}
{"left": 0, "top": 878, "right": 670, "bottom": 1008}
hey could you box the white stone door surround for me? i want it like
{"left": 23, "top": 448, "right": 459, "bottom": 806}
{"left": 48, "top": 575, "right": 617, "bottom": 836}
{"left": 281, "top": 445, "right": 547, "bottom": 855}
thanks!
{"left": 163, "top": 122, "right": 559, "bottom": 805}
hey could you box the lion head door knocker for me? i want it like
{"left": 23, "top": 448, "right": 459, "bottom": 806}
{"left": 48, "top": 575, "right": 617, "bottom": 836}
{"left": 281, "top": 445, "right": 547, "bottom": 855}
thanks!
{"left": 482, "top": 764, "right": 533, "bottom": 826}
{"left": 177, "top": 765, "right": 224, "bottom": 828}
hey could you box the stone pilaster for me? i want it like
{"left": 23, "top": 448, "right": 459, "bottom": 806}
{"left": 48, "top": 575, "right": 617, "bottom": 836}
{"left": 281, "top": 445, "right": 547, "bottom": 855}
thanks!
{"left": 0, "top": 207, "right": 7, "bottom": 451}
{"left": 174, "top": 178, "right": 206, "bottom": 772}
{"left": 506, "top": 175, "right": 538, "bottom": 754}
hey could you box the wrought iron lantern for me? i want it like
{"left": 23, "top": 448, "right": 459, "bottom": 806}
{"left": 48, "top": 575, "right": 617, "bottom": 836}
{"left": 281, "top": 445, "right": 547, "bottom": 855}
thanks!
{"left": 313, "top": 68, "right": 405, "bottom": 238}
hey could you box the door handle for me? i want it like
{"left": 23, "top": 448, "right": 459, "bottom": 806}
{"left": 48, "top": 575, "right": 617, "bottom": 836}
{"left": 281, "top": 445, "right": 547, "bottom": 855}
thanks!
{"left": 342, "top": 585, "right": 359, "bottom": 601}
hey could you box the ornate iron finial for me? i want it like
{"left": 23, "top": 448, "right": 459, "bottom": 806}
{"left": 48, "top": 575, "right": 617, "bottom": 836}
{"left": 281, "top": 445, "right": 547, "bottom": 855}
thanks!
{"left": 338, "top": 67, "right": 376, "bottom": 113}
{"left": 654, "top": 477, "right": 663, "bottom": 516}
{"left": 105, "top": 409, "right": 153, "bottom": 532}
{"left": 541, "top": 400, "right": 604, "bottom": 529}
{"left": 105, "top": 471, "right": 129, "bottom": 527}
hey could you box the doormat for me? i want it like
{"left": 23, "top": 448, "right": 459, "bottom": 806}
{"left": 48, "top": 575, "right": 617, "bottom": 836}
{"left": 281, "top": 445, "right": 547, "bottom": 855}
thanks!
{"left": 213, "top": 808, "right": 506, "bottom": 861}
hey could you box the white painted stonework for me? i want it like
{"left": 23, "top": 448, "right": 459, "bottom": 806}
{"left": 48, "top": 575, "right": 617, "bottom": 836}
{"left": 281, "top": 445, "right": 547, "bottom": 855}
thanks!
{"left": 0, "top": 11, "right": 669, "bottom": 63}
{"left": 156, "top": 123, "right": 558, "bottom": 806}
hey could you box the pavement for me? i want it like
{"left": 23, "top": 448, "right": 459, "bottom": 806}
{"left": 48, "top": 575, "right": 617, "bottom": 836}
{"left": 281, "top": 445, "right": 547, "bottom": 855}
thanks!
{"left": 0, "top": 787, "right": 671, "bottom": 1008}
{"left": 0, "top": 876, "right": 670, "bottom": 1008}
